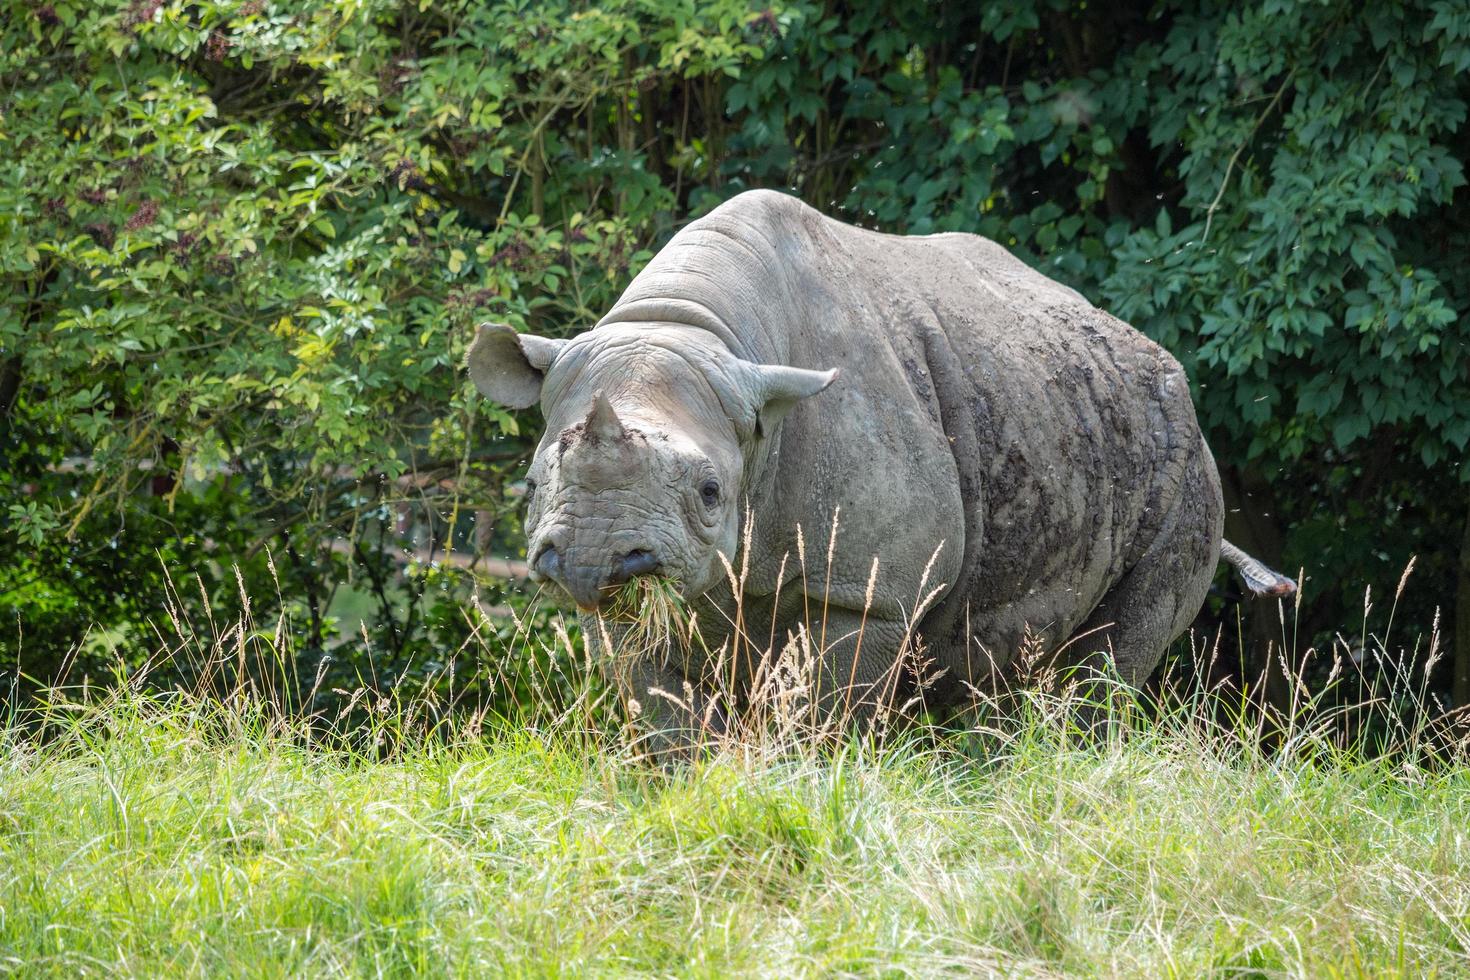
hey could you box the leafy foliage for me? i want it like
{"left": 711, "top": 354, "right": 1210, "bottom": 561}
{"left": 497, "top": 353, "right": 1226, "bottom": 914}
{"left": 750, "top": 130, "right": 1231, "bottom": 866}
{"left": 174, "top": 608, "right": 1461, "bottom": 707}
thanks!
{"left": 1, "top": 0, "right": 760, "bottom": 689}
{"left": 3, "top": 0, "right": 1468, "bottom": 706}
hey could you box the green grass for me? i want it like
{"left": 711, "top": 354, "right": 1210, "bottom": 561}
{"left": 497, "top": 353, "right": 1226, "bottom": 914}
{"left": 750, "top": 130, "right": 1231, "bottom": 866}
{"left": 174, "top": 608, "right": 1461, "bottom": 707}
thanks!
{"left": 3, "top": 689, "right": 1469, "bottom": 978}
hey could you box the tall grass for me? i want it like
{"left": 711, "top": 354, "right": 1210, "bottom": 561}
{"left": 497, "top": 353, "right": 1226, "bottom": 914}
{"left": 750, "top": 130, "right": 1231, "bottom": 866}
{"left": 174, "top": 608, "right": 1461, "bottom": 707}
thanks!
{"left": 1, "top": 546, "right": 1468, "bottom": 976}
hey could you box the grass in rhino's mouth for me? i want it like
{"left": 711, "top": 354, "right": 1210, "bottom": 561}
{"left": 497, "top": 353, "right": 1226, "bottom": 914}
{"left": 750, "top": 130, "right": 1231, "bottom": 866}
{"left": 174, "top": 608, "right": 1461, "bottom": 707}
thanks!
{"left": 596, "top": 576, "right": 691, "bottom": 663}
{"left": 600, "top": 575, "right": 683, "bottom": 624}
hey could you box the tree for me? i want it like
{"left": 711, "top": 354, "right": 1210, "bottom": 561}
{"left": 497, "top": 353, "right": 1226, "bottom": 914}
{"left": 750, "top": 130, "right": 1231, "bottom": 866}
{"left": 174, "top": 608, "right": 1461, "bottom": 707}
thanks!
{"left": 4, "top": 0, "right": 1468, "bottom": 716}
{"left": 1, "top": 0, "right": 762, "bottom": 695}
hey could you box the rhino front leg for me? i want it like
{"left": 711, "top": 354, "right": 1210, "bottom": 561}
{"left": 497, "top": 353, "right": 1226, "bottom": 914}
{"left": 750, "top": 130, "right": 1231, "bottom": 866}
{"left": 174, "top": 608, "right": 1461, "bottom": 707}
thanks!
{"left": 580, "top": 613, "right": 726, "bottom": 760}
{"left": 799, "top": 606, "right": 913, "bottom": 734}
{"left": 612, "top": 655, "right": 727, "bottom": 761}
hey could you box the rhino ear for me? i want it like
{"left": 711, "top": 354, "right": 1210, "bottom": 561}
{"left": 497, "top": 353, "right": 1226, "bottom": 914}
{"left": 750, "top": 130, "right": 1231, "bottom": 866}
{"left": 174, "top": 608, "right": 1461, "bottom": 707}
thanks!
{"left": 745, "top": 362, "right": 839, "bottom": 438}
{"left": 466, "top": 322, "right": 566, "bottom": 408}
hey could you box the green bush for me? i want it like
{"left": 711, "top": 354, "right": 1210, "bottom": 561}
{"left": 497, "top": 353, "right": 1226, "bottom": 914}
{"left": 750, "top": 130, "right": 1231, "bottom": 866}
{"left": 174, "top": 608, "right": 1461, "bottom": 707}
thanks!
{"left": 3, "top": 0, "right": 1468, "bottom": 710}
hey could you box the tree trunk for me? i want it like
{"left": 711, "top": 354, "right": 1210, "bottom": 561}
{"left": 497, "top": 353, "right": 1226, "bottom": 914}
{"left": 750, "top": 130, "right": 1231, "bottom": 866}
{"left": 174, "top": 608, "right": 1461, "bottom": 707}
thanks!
{"left": 1220, "top": 466, "right": 1294, "bottom": 720}
{"left": 1455, "top": 501, "right": 1470, "bottom": 712}
{"left": 0, "top": 356, "right": 19, "bottom": 422}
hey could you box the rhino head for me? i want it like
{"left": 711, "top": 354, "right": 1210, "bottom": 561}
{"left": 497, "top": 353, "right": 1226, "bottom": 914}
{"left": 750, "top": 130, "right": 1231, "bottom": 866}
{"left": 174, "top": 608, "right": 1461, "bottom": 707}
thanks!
{"left": 467, "top": 322, "right": 836, "bottom": 610}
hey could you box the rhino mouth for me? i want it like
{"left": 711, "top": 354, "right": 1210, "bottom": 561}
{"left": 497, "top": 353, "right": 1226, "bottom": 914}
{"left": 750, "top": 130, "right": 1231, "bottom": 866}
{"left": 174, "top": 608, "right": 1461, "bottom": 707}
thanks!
{"left": 530, "top": 538, "right": 697, "bottom": 613}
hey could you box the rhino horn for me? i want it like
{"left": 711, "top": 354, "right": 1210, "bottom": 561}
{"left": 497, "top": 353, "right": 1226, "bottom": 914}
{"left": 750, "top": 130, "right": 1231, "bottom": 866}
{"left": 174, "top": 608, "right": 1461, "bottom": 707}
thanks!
{"left": 583, "top": 392, "right": 627, "bottom": 443}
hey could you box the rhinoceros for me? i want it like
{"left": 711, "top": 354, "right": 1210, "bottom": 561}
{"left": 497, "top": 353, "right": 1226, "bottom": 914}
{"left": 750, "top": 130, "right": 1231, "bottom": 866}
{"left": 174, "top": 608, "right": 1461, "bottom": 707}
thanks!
{"left": 468, "top": 189, "right": 1293, "bottom": 748}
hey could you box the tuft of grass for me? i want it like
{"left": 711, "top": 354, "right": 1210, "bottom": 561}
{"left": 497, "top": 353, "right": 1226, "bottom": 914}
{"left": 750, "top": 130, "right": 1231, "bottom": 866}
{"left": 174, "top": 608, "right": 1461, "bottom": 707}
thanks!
{"left": 600, "top": 576, "right": 685, "bottom": 629}
{"left": 597, "top": 575, "right": 691, "bottom": 672}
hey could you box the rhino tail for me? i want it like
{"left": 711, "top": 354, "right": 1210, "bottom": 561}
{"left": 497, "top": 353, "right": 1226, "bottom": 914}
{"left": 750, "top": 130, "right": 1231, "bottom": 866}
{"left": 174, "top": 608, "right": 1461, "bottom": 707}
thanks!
{"left": 1219, "top": 540, "right": 1297, "bottom": 597}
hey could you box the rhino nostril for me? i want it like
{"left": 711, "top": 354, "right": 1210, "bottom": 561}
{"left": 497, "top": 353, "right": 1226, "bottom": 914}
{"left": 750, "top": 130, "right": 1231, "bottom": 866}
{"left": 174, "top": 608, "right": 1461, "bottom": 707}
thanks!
{"left": 610, "top": 548, "right": 660, "bottom": 586}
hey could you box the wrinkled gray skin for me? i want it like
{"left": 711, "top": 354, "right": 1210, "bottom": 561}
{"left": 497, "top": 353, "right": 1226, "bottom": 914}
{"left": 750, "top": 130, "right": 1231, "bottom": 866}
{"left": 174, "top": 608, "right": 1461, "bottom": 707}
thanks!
{"left": 468, "top": 190, "right": 1293, "bottom": 753}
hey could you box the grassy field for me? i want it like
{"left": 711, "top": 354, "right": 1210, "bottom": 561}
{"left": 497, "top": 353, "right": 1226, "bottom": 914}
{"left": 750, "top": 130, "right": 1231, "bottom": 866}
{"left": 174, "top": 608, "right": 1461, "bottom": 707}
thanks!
{"left": 2, "top": 684, "right": 1468, "bottom": 978}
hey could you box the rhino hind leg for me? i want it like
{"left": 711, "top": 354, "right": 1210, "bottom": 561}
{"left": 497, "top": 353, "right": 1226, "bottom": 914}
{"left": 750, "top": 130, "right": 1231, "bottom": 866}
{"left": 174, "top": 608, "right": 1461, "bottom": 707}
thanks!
{"left": 1059, "top": 446, "right": 1224, "bottom": 691}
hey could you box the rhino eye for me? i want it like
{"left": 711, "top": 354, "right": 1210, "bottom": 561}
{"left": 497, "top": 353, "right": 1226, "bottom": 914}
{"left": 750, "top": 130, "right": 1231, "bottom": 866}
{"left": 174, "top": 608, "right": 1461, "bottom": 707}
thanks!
{"left": 524, "top": 479, "right": 537, "bottom": 502}
{"left": 699, "top": 479, "right": 721, "bottom": 508}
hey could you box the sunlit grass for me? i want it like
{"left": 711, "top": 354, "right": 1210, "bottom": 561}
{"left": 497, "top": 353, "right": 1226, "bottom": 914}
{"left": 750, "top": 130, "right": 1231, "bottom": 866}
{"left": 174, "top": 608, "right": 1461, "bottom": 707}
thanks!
{"left": 2, "top": 679, "right": 1469, "bottom": 977}
{"left": 3, "top": 544, "right": 1468, "bottom": 976}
